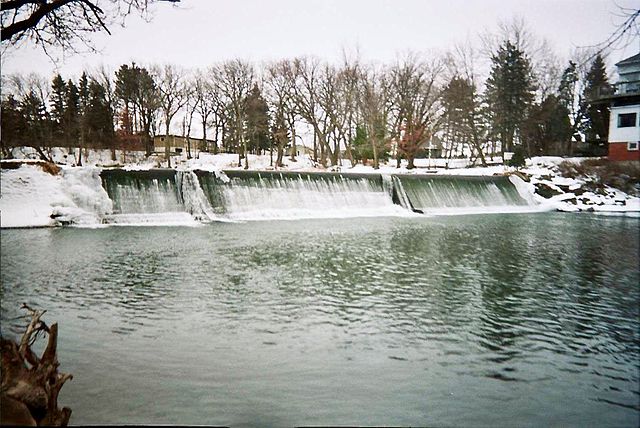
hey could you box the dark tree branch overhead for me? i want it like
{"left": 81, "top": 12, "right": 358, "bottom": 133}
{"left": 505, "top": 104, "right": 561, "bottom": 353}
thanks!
{"left": 0, "top": 0, "right": 172, "bottom": 52}
{"left": 1, "top": 0, "right": 92, "bottom": 42}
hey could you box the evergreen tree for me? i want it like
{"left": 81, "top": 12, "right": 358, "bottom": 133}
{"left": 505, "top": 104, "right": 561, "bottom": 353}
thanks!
{"left": 441, "top": 76, "right": 487, "bottom": 166}
{"left": 115, "top": 64, "right": 137, "bottom": 133}
{"left": 271, "top": 109, "right": 289, "bottom": 167}
{"left": 20, "top": 90, "right": 53, "bottom": 161}
{"left": 583, "top": 54, "right": 611, "bottom": 143}
{"left": 115, "top": 63, "right": 160, "bottom": 153}
{"left": 484, "top": 41, "right": 536, "bottom": 154}
{"left": 243, "top": 84, "right": 270, "bottom": 155}
{"left": 50, "top": 75, "right": 66, "bottom": 128}
{"left": 63, "top": 80, "right": 80, "bottom": 150}
{"left": 521, "top": 95, "right": 572, "bottom": 155}
{"left": 351, "top": 125, "right": 373, "bottom": 165}
{"left": 1, "top": 95, "right": 26, "bottom": 155}
{"left": 85, "top": 80, "right": 115, "bottom": 148}
{"left": 557, "top": 60, "right": 586, "bottom": 155}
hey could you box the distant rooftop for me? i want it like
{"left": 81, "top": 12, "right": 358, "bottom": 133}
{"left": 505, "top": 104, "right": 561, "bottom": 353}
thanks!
{"left": 615, "top": 52, "right": 640, "bottom": 67}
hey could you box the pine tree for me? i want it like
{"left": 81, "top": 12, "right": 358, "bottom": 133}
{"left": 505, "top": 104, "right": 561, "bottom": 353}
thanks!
{"left": 441, "top": 76, "right": 487, "bottom": 166}
{"left": 556, "top": 60, "right": 586, "bottom": 154}
{"left": 1, "top": 95, "right": 26, "bottom": 155}
{"left": 50, "top": 75, "right": 66, "bottom": 125}
{"left": 85, "top": 80, "right": 115, "bottom": 148}
{"left": 63, "top": 80, "right": 80, "bottom": 150}
{"left": 20, "top": 90, "right": 53, "bottom": 161}
{"left": 583, "top": 54, "right": 611, "bottom": 143}
{"left": 521, "top": 95, "right": 571, "bottom": 155}
{"left": 50, "top": 74, "right": 67, "bottom": 146}
{"left": 484, "top": 41, "right": 536, "bottom": 155}
{"left": 243, "top": 84, "right": 270, "bottom": 155}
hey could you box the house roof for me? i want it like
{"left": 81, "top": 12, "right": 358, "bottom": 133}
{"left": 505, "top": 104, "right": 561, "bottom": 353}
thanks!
{"left": 615, "top": 52, "right": 640, "bottom": 67}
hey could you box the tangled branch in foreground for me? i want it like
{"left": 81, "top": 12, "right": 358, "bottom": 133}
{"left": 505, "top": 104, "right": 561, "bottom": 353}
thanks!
{"left": 1, "top": 304, "right": 72, "bottom": 426}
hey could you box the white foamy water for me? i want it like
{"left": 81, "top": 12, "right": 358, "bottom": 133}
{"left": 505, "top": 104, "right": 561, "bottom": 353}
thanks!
{"left": 101, "top": 212, "right": 202, "bottom": 227}
{"left": 219, "top": 175, "right": 410, "bottom": 221}
{"left": 175, "top": 171, "right": 220, "bottom": 222}
{"left": 107, "top": 177, "right": 183, "bottom": 214}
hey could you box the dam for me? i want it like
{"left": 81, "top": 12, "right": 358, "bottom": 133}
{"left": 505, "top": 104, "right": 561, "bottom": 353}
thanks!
{"left": 98, "top": 169, "right": 538, "bottom": 225}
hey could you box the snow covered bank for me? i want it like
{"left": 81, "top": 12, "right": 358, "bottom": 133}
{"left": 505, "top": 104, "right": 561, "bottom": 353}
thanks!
{"left": 519, "top": 157, "right": 640, "bottom": 216}
{"left": 2, "top": 154, "right": 637, "bottom": 228}
{"left": 0, "top": 164, "right": 113, "bottom": 228}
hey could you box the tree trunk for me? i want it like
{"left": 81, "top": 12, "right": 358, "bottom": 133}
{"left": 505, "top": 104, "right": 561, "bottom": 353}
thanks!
{"left": 290, "top": 125, "right": 297, "bottom": 162}
{"left": 243, "top": 139, "right": 249, "bottom": 170}
{"left": 313, "top": 130, "right": 318, "bottom": 163}
{"left": 407, "top": 155, "right": 415, "bottom": 169}
{"left": 165, "top": 122, "right": 171, "bottom": 168}
{"left": 1, "top": 305, "right": 73, "bottom": 426}
{"left": 372, "top": 136, "right": 379, "bottom": 169}
{"left": 276, "top": 138, "right": 285, "bottom": 167}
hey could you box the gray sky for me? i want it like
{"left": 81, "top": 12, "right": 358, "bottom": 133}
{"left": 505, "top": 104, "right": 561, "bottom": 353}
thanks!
{"left": 2, "top": 0, "right": 639, "bottom": 78}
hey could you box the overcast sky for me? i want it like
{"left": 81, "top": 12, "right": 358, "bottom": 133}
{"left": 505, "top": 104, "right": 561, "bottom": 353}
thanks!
{"left": 2, "top": 0, "right": 639, "bottom": 79}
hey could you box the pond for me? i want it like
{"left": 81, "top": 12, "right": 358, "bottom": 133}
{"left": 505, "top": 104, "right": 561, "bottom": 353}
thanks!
{"left": 1, "top": 213, "right": 638, "bottom": 426}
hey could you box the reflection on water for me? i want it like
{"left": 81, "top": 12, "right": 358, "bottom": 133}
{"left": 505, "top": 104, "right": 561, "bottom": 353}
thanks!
{"left": 1, "top": 213, "right": 639, "bottom": 426}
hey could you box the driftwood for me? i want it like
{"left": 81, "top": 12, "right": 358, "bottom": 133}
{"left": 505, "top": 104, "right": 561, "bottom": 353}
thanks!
{"left": 1, "top": 304, "right": 72, "bottom": 426}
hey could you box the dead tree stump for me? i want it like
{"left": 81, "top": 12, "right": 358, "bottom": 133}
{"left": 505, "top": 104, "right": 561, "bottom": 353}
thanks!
{"left": 1, "top": 304, "right": 72, "bottom": 426}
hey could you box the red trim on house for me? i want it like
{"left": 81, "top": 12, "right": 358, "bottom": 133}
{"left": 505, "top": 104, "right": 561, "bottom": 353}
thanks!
{"left": 608, "top": 142, "right": 640, "bottom": 161}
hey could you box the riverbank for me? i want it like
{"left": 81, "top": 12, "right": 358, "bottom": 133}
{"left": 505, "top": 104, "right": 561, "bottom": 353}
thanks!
{"left": 1, "top": 152, "right": 638, "bottom": 228}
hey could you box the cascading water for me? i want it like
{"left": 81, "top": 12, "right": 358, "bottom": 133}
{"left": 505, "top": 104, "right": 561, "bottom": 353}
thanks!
{"left": 396, "top": 174, "right": 538, "bottom": 215}
{"left": 197, "top": 171, "right": 408, "bottom": 221}
{"left": 175, "top": 171, "right": 219, "bottom": 222}
{"left": 100, "top": 169, "right": 197, "bottom": 225}
{"left": 390, "top": 175, "right": 419, "bottom": 213}
{"left": 91, "top": 169, "right": 540, "bottom": 225}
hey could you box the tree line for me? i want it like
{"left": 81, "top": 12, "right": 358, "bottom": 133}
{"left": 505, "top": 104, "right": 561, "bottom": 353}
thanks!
{"left": 1, "top": 36, "right": 612, "bottom": 169}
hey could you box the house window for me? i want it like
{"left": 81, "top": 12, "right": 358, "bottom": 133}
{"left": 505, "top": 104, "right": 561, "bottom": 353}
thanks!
{"left": 618, "top": 113, "right": 637, "bottom": 128}
{"left": 628, "top": 141, "right": 639, "bottom": 151}
{"left": 175, "top": 147, "right": 183, "bottom": 153}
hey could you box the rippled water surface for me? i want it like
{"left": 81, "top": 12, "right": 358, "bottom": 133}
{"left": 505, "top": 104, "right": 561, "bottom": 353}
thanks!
{"left": 1, "top": 213, "right": 639, "bottom": 426}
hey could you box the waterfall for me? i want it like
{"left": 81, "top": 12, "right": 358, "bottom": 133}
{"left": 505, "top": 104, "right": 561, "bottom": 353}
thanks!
{"left": 175, "top": 171, "right": 218, "bottom": 222}
{"left": 391, "top": 175, "right": 420, "bottom": 213}
{"left": 199, "top": 171, "right": 407, "bottom": 221}
{"left": 100, "top": 169, "right": 198, "bottom": 226}
{"left": 396, "top": 175, "right": 538, "bottom": 215}
{"left": 94, "top": 169, "right": 540, "bottom": 225}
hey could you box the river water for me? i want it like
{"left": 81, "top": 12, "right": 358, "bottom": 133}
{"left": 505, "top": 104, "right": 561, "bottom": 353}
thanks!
{"left": 1, "top": 213, "right": 638, "bottom": 426}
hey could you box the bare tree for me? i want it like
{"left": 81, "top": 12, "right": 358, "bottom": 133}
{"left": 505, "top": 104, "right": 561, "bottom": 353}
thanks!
{"left": 4, "top": 72, "right": 56, "bottom": 161}
{"left": 0, "top": 0, "right": 165, "bottom": 54}
{"left": 580, "top": 5, "right": 639, "bottom": 63}
{"left": 211, "top": 59, "right": 254, "bottom": 168}
{"left": 90, "top": 64, "right": 118, "bottom": 159}
{"left": 154, "top": 64, "right": 189, "bottom": 167}
{"left": 180, "top": 77, "right": 201, "bottom": 159}
{"left": 191, "top": 70, "right": 217, "bottom": 153}
{"left": 291, "top": 57, "right": 335, "bottom": 167}
{"left": 389, "top": 53, "right": 443, "bottom": 169}
{"left": 264, "top": 60, "right": 296, "bottom": 167}
{"left": 356, "top": 64, "right": 391, "bottom": 169}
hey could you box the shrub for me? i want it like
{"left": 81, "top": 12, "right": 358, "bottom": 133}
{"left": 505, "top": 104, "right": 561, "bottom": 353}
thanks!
{"left": 507, "top": 146, "right": 527, "bottom": 168}
{"left": 557, "top": 158, "right": 640, "bottom": 195}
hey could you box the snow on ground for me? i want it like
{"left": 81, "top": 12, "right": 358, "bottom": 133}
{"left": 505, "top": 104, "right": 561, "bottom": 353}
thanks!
{"left": 2, "top": 149, "right": 638, "bottom": 228}
{"left": 521, "top": 157, "right": 640, "bottom": 216}
{"left": 0, "top": 164, "right": 119, "bottom": 228}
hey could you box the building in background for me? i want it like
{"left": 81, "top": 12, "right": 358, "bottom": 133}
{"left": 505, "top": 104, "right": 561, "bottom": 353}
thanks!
{"left": 607, "top": 53, "right": 640, "bottom": 161}
{"left": 153, "top": 135, "right": 216, "bottom": 156}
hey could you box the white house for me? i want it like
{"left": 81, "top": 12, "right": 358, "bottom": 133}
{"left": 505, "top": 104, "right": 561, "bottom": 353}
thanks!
{"left": 607, "top": 53, "right": 640, "bottom": 161}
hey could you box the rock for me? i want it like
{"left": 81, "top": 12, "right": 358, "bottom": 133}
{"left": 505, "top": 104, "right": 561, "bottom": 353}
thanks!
{"left": 573, "top": 188, "right": 587, "bottom": 196}
{"left": 535, "top": 183, "right": 562, "bottom": 199}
